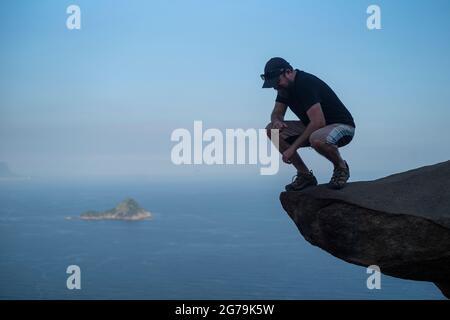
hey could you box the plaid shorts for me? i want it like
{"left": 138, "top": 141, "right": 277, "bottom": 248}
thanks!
{"left": 266, "top": 121, "right": 355, "bottom": 148}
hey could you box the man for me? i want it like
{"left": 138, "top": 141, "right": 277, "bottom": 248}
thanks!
{"left": 262, "top": 57, "right": 356, "bottom": 190}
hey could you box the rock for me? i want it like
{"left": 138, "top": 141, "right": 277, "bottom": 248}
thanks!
{"left": 280, "top": 160, "right": 450, "bottom": 299}
{"left": 80, "top": 198, "right": 152, "bottom": 221}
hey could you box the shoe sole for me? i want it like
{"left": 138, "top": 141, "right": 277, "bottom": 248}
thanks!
{"left": 328, "top": 182, "right": 346, "bottom": 190}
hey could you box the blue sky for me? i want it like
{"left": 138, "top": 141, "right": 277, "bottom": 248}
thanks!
{"left": 1, "top": 0, "right": 449, "bottom": 179}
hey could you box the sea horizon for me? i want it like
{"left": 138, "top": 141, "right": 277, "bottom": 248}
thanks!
{"left": 0, "top": 175, "right": 445, "bottom": 300}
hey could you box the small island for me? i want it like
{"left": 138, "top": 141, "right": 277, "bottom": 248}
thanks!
{"left": 80, "top": 198, "right": 152, "bottom": 221}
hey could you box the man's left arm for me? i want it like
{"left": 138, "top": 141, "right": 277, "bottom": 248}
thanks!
{"left": 282, "top": 103, "right": 326, "bottom": 163}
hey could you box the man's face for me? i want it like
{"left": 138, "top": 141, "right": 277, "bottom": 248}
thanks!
{"left": 274, "top": 71, "right": 294, "bottom": 90}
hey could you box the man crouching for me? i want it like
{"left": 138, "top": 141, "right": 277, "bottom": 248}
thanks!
{"left": 262, "top": 57, "right": 356, "bottom": 190}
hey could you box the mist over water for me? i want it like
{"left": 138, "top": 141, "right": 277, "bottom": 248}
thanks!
{"left": 0, "top": 177, "right": 444, "bottom": 299}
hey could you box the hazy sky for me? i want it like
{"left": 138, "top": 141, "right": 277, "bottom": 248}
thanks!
{"left": 1, "top": 0, "right": 449, "bottom": 179}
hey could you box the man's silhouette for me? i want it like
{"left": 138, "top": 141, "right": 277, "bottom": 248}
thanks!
{"left": 262, "top": 57, "right": 355, "bottom": 190}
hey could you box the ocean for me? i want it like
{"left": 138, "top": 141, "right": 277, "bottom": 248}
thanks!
{"left": 0, "top": 177, "right": 444, "bottom": 299}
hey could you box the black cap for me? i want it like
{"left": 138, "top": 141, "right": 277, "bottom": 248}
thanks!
{"left": 261, "top": 57, "right": 293, "bottom": 88}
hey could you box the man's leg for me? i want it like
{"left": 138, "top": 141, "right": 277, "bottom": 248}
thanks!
{"left": 266, "top": 122, "right": 309, "bottom": 173}
{"left": 266, "top": 121, "right": 318, "bottom": 191}
{"left": 309, "top": 124, "right": 353, "bottom": 169}
{"left": 310, "top": 139, "right": 346, "bottom": 169}
{"left": 309, "top": 124, "right": 355, "bottom": 189}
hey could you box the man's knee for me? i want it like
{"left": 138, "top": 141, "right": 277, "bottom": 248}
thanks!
{"left": 309, "top": 127, "right": 333, "bottom": 149}
{"left": 309, "top": 131, "right": 319, "bottom": 147}
{"left": 266, "top": 123, "right": 279, "bottom": 140}
{"left": 309, "top": 137, "right": 324, "bottom": 150}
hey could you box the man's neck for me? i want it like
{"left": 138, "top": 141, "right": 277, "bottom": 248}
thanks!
{"left": 286, "top": 70, "right": 297, "bottom": 88}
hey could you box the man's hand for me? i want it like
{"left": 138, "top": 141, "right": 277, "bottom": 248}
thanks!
{"left": 272, "top": 120, "right": 288, "bottom": 131}
{"left": 282, "top": 147, "right": 296, "bottom": 164}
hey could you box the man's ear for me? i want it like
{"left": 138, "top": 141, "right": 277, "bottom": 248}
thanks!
{"left": 285, "top": 69, "right": 294, "bottom": 78}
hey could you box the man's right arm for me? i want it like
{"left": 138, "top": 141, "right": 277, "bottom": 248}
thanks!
{"left": 270, "top": 102, "right": 288, "bottom": 130}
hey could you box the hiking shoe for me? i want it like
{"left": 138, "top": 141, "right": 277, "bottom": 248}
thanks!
{"left": 329, "top": 161, "right": 350, "bottom": 190}
{"left": 285, "top": 171, "right": 318, "bottom": 191}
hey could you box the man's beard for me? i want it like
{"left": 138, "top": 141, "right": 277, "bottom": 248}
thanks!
{"left": 286, "top": 79, "right": 295, "bottom": 89}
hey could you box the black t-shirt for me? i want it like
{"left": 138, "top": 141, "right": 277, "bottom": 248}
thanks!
{"left": 276, "top": 70, "right": 355, "bottom": 128}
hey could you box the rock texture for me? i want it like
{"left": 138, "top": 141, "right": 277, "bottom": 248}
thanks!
{"left": 81, "top": 198, "right": 152, "bottom": 221}
{"left": 280, "top": 160, "right": 450, "bottom": 299}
